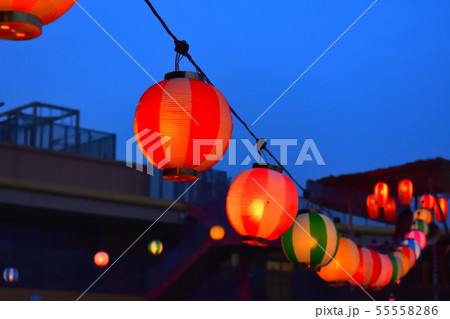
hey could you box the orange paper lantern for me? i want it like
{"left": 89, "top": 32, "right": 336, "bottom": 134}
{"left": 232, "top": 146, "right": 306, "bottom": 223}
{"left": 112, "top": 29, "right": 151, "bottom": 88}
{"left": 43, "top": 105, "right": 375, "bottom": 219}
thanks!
{"left": 134, "top": 71, "right": 233, "bottom": 182}
{"left": 396, "top": 246, "right": 417, "bottom": 269}
{"left": 94, "top": 251, "right": 109, "bottom": 268}
{"left": 210, "top": 225, "right": 225, "bottom": 240}
{"left": 394, "top": 251, "right": 410, "bottom": 277}
{"left": 366, "top": 195, "right": 380, "bottom": 219}
{"left": 413, "top": 208, "right": 432, "bottom": 224}
{"left": 374, "top": 182, "right": 389, "bottom": 207}
{"left": 435, "top": 197, "right": 448, "bottom": 223}
{"left": 371, "top": 254, "right": 393, "bottom": 288}
{"left": 0, "top": 0, "right": 76, "bottom": 40}
{"left": 398, "top": 179, "right": 413, "bottom": 205}
{"left": 384, "top": 198, "right": 397, "bottom": 222}
{"left": 226, "top": 164, "right": 298, "bottom": 247}
{"left": 419, "top": 194, "right": 436, "bottom": 210}
{"left": 349, "top": 248, "right": 381, "bottom": 287}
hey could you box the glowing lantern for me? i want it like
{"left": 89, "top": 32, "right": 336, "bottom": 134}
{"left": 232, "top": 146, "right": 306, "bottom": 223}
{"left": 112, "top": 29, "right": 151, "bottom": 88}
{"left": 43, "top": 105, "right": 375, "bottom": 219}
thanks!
{"left": 419, "top": 194, "right": 436, "bottom": 210}
{"left": 394, "top": 251, "right": 410, "bottom": 277}
{"left": 374, "top": 182, "right": 389, "bottom": 207}
{"left": 134, "top": 71, "right": 233, "bottom": 182}
{"left": 398, "top": 179, "right": 413, "bottom": 205}
{"left": 226, "top": 164, "right": 298, "bottom": 247}
{"left": 411, "top": 219, "right": 429, "bottom": 236}
{"left": 282, "top": 210, "right": 339, "bottom": 271}
{"left": 405, "top": 230, "right": 426, "bottom": 250}
{"left": 435, "top": 197, "right": 448, "bottom": 223}
{"left": 371, "top": 254, "right": 393, "bottom": 288}
{"left": 3, "top": 268, "right": 18, "bottom": 283}
{"left": 318, "top": 237, "right": 359, "bottom": 284}
{"left": 148, "top": 240, "right": 163, "bottom": 255}
{"left": 94, "top": 251, "right": 109, "bottom": 268}
{"left": 388, "top": 253, "right": 404, "bottom": 283}
{"left": 0, "top": 0, "right": 76, "bottom": 41}
{"left": 348, "top": 248, "right": 381, "bottom": 287}
{"left": 403, "top": 238, "right": 422, "bottom": 259}
{"left": 366, "top": 195, "right": 380, "bottom": 219}
{"left": 384, "top": 198, "right": 397, "bottom": 222}
{"left": 396, "top": 245, "right": 417, "bottom": 268}
{"left": 210, "top": 225, "right": 225, "bottom": 240}
{"left": 413, "top": 208, "right": 432, "bottom": 224}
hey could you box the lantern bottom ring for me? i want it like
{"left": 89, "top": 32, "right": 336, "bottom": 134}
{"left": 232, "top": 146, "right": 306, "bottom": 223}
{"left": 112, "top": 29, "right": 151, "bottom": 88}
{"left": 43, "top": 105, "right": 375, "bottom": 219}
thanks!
{"left": 242, "top": 236, "right": 269, "bottom": 247}
{"left": 163, "top": 168, "right": 199, "bottom": 182}
{"left": 300, "top": 262, "right": 321, "bottom": 272}
{"left": 0, "top": 11, "right": 42, "bottom": 41}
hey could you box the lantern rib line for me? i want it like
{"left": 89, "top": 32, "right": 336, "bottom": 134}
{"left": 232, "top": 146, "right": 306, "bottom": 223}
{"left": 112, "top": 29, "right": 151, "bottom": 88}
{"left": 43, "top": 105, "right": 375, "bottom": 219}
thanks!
{"left": 74, "top": 1, "right": 199, "bottom": 125}
{"left": 75, "top": 180, "right": 199, "bottom": 301}
{"left": 251, "top": 0, "right": 379, "bottom": 126}
{"left": 250, "top": 177, "right": 376, "bottom": 301}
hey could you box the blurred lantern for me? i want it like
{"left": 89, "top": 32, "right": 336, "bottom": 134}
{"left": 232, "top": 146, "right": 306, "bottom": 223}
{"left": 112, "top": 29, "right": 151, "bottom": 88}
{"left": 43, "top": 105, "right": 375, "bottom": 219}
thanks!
{"left": 0, "top": 0, "right": 76, "bottom": 40}
{"left": 413, "top": 208, "right": 432, "bottom": 224}
{"left": 384, "top": 198, "right": 397, "bottom": 222}
{"left": 398, "top": 179, "right": 413, "bottom": 205}
{"left": 419, "top": 194, "right": 436, "bottom": 210}
{"left": 374, "top": 182, "right": 389, "bottom": 207}
{"left": 210, "top": 225, "right": 225, "bottom": 240}
{"left": 393, "top": 251, "right": 410, "bottom": 277}
{"left": 282, "top": 209, "right": 339, "bottom": 271}
{"left": 148, "top": 240, "right": 163, "bottom": 255}
{"left": 388, "top": 253, "right": 403, "bottom": 283}
{"left": 226, "top": 164, "right": 298, "bottom": 247}
{"left": 396, "top": 245, "right": 417, "bottom": 268}
{"left": 134, "top": 71, "right": 233, "bottom": 182}
{"left": 435, "top": 197, "right": 448, "bottom": 223}
{"left": 318, "top": 238, "right": 359, "bottom": 284}
{"left": 348, "top": 248, "right": 381, "bottom": 287}
{"left": 366, "top": 195, "right": 380, "bottom": 219}
{"left": 94, "top": 251, "right": 109, "bottom": 268}
{"left": 371, "top": 254, "right": 393, "bottom": 288}
{"left": 3, "top": 268, "right": 18, "bottom": 283}
{"left": 405, "top": 230, "right": 426, "bottom": 250}
{"left": 402, "top": 238, "right": 422, "bottom": 259}
{"left": 411, "top": 219, "right": 429, "bottom": 236}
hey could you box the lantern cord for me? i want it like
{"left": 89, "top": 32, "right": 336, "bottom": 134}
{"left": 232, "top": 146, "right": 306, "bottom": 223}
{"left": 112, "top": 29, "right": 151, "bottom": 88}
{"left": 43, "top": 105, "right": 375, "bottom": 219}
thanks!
{"left": 143, "top": 0, "right": 307, "bottom": 193}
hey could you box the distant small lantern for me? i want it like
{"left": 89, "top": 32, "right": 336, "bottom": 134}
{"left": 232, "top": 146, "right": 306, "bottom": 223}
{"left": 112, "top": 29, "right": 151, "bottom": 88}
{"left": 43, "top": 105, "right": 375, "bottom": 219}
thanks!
{"left": 435, "top": 197, "right": 448, "bottom": 223}
{"left": 388, "top": 253, "right": 404, "bottom": 283}
{"left": 396, "top": 246, "right": 417, "bottom": 269}
{"left": 94, "top": 251, "right": 109, "bottom": 268}
{"left": 371, "top": 254, "right": 393, "bottom": 288}
{"left": 398, "top": 179, "right": 413, "bottom": 205}
{"left": 318, "top": 237, "right": 360, "bottom": 284}
{"left": 402, "top": 238, "right": 422, "bottom": 259}
{"left": 384, "top": 198, "right": 397, "bottom": 222}
{"left": 413, "top": 208, "right": 432, "bottom": 224}
{"left": 419, "top": 194, "right": 436, "bottom": 210}
{"left": 282, "top": 209, "right": 339, "bottom": 271}
{"left": 405, "top": 230, "right": 426, "bottom": 250}
{"left": 210, "top": 225, "right": 225, "bottom": 240}
{"left": 374, "top": 182, "right": 389, "bottom": 207}
{"left": 0, "top": 0, "right": 76, "bottom": 40}
{"left": 3, "top": 268, "right": 18, "bottom": 283}
{"left": 366, "top": 195, "right": 380, "bottom": 219}
{"left": 348, "top": 248, "right": 381, "bottom": 287}
{"left": 226, "top": 164, "right": 298, "bottom": 247}
{"left": 148, "top": 240, "right": 163, "bottom": 255}
{"left": 411, "top": 219, "right": 429, "bottom": 236}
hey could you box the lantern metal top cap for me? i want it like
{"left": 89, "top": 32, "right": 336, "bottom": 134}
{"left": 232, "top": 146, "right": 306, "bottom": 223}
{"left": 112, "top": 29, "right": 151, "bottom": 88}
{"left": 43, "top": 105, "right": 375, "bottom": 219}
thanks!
{"left": 252, "top": 163, "right": 283, "bottom": 173}
{"left": 165, "top": 71, "right": 204, "bottom": 82}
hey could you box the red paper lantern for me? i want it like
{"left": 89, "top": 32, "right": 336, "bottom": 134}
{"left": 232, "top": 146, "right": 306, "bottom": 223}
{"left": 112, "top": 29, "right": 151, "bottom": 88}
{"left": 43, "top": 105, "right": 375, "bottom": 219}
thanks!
{"left": 371, "top": 254, "right": 393, "bottom": 288}
{"left": 398, "top": 179, "right": 413, "bottom": 205}
{"left": 366, "top": 195, "right": 380, "bottom": 219}
{"left": 374, "top": 182, "right": 389, "bottom": 207}
{"left": 94, "top": 251, "right": 109, "bottom": 268}
{"left": 134, "top": 71, "right": 233, "bottom": 182}
{"left": 210, "top": 225, "right": 225, "bottom": 240}
{"left": 405, "top": 230, "right": 426, "bottom": 250}
{"left": 348, "top": 248, "right": 381, "bottom": 287}
{"left": 226, "top": 164, "right": 298, "bottom": 247}
{"left": 0, "top": 0, "right": 76, "bottom": 40}
{"left": 384, "top": 198, "right": 397, "bottom": 222}
{"left": 435, "top": 197, "right": 448, "bottom": 223}
{"left": 419, "top": 194, "right": 436, "bottom": 210}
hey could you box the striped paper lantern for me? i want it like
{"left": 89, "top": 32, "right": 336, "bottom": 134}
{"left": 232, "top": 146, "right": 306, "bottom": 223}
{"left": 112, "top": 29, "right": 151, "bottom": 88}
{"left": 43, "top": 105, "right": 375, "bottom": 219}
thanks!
{"left": 388, "top": 253, "right": 403, "bottom": 283}
{"left": 411, "top": 219, "right": 429, "bottom": 236}
{"left": 384, "top": 198, "right": 397, "bottom": 222}
{"left": 0, "top": 0, "right": 76, "bottom": 40}
{"left": 366, "top": 195, "right": 380, "bottom": 219}
{"left": 435, "top": 197, "right": 448, "bottom": 223}
{"left": 134, "top": 71, "right": 233, "bottom": 182}
{"left": 282, "top": 210, "right": 339, "bottom": 271}
{"left": 394, "top": 251, "right": 410, "bottom": 277}
{"left": 3, "top": 268, "right": 18, "bottom": 283}
{"left": 413, "top": 208, "right": 432, "bottom": 224}
{"left": 374, "top": 182, "right": 389, "bottom": 207}
{"left": 398, "top": 179, "right": 413, "bottom": 205}
{"left": 348, "top": 248, "right": 381, "bottom": 287}
{"left": 226, "top": 164, "right": 298, "bottom": 247}
{"left": 148, "top": 240, "right": 163, "bottom": 255}
{"left": 403, "top": 239, "right": 422, "bottom": 259}
{"left": 405, "top": 230, "right": 426, "bottom": 250}
{"left": 371, "top": 254, "right": 393, "bottom": 288}
{"left": 396, "top": 245, "right": 417, "bottom": 269}
{"left": 318, "top": 237, "right": 360, "bottom": 284}
{"left": 419, "top": 194, "right": 436, "bottom": 210}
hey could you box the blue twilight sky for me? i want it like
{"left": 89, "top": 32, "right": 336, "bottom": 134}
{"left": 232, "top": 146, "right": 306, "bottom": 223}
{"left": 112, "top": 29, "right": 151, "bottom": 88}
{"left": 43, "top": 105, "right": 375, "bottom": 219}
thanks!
{"left": 1, "top": 0, "right": 449, "bottom": 187}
